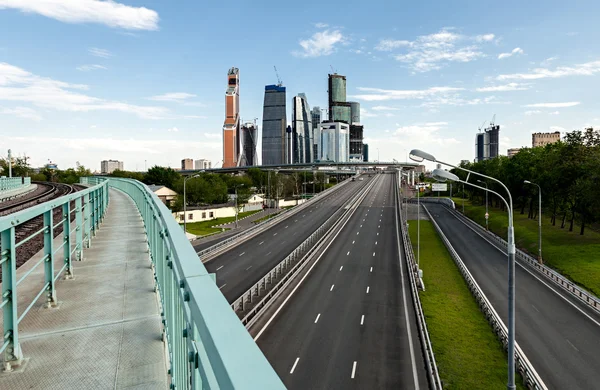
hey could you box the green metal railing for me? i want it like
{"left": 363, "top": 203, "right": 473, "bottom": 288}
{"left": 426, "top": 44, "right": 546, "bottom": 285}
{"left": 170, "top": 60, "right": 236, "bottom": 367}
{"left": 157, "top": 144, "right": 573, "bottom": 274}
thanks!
{"left": 0, "top": 177, "right": 31, "bottom": 192}
{"left": 82, "top": 177, "right": 284, "bottom": 390}
{"left": 0, "top": 180, "right": 108, "bottom": 368}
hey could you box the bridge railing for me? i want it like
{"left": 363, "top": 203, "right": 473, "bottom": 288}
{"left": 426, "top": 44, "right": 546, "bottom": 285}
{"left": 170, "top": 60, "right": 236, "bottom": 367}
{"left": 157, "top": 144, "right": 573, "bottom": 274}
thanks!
{"left": 82, "top": 177, "right": 284, "bottom": 390}
{"left": 0, "top": 180, "right": 108, "bottom": 369}
{"left": 0, "top": 177, "right": 31, "bottom": 192}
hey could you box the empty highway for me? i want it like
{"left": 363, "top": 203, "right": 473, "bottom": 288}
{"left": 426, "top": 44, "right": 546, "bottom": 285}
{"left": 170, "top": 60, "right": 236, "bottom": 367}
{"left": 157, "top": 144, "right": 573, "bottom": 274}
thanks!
{"left": 204, "top": 175, "right": 377, "bottom": 302}
{"left": 256, "top": 173, "right": 426, "bottom": 389}
{"left": 425, "top": 203, "right": 600, "bottom": 389}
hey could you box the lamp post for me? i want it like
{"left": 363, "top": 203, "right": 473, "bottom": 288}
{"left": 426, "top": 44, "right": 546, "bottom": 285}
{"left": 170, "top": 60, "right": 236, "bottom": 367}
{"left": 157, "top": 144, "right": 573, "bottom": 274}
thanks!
{"left": 524, "top": 180, "right": 542, "bottom": 264}
{"left": 413, "top": 148, "right": 516, "bottom": 390}
{"left": 477, "top": 179, "right": 489, "bottom": 231}
{"left": 183, "top": 173, "right": 202, "bottom": 234}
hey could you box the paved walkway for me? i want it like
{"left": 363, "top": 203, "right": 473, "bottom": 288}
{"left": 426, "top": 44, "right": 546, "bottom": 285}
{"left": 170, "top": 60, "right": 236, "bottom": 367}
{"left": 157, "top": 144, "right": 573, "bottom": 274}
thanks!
{"left": 0, "top": 189, "right": 168, "bottom": 389}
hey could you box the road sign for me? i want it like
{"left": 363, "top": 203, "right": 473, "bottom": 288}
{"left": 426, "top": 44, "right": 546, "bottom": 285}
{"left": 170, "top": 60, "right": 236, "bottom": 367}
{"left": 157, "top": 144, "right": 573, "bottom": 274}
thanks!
{"left": 431, "top": 183, "right": 448, "bottom": 192}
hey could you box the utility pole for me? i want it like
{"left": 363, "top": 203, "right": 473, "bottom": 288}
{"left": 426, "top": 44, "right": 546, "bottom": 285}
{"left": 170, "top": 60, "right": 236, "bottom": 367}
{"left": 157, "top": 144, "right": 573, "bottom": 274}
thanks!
{"left": 8, "top": 149, "right": 12, "bottom": 177}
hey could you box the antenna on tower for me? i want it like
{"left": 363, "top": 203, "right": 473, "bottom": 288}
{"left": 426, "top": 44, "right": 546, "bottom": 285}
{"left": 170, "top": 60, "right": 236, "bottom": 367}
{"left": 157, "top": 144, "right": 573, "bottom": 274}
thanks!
{"left": 273, "top": 66, "right": 282, "bottom": 86}
{"left": 330, "top": 65, "right": 337, "bottom": 74}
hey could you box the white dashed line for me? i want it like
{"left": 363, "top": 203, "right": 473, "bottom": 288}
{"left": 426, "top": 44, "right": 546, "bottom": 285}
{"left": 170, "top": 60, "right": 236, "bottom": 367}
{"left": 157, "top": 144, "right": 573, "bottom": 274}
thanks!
{"left": 340, "top": 266, "right": 343, "bottom": 271}
{"left": 531, "top": 304, "right": 540, "bottom": 313}
{"left": 314, "top": 313, "right": 321, "bottom": 324}
{"left": 567, "top": 339, "right": 579, "bottom": 352}
{"left": 285, "top": 225, "right": 289, "bottom": 228}
{"left": 351, "top": 361, "right": 357, "bottom": 379}
{"left": 361, "top": 315, "right": 365, "bottom": 325}
{"left": 219, "top": 284, "right": 227, "bottom": 290}
{"left": 352, "top": 240, "right": 355, "bottom": 244}
{"left": 290, "top": 357, "right": 300, "bottom": 374}
{"left": 378, "top": 225, "right": 380, "bottom": 228}
{"left": 330, "top": 284, "right": 335, "bottom": 291}
{"left": 266, "top": 252, "right": 272, "bottom": 256}
{"left": 370, "top": 266, "right": 373, "bottom": 272}
{"left": 357, "top": 232, "right": 359, "bottom": 235}
{"left": 373, "top": 252, "right": 375, "bottom": 257}
{"left": 377, "top": 232, "right": 379, "bottom": 236}
{"left": 239, "top": 252, "right": 245, "bottom": 257}
{"left": 216, "top": 265, "right": 224, "bottom": 271}
{"left": 366, "top": 286, "right": 370, "bottom": 294}
{"left": 259, "top": 241, "right": 264, "bottom": 245}
{"left": 360, "top": 224, "right": 363, "bottom": 228}
{"left": 246, "top": 266, "right": 253, "bottom": 271}
{"left": 347, "top": 251, "right": 350, "bottom": 256}
{"left": 273, "top": 232, "right": 278, "bottom": 236}
{"left": 375, "top": 241, "right": 378, "bottom": 245}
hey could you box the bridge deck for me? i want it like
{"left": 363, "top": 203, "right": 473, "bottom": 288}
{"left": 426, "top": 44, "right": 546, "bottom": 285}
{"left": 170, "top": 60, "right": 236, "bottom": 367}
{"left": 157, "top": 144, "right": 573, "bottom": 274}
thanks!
{"left": 0, "top": 189, "right": 168, "bottom": 389}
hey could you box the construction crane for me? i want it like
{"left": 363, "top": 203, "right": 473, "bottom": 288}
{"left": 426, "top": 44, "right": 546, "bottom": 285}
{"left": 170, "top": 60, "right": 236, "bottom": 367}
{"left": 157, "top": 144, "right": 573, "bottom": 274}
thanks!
{"left": 273, "top": 66, "right": 282, "bottom": 86}
{"left": 478, "top": 120, "right": 487, "bottom": 132}
{"left": 490, "top": 114, "right": 496, "bottom": 127}
{"left": 330, "top": 65, "right": 337, "bottom": 74}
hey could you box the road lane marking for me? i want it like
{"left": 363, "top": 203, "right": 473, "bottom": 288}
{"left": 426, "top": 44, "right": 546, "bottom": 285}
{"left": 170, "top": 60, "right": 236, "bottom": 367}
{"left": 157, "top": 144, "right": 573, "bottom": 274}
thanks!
{"left": 259, "top": 241, "right": 264, "bottom": 245}
{"left": 378, "top": 225, "right": 380, "bottom": 228}
{"left": 375, "top": 241, "right": 378, "bottom": 245}
{"left": 373, "top": 252, "right": 375, "bottom": 257}
{"left": 360, "top": 224, "right": 363, "bottom": 228}
{"left": 370, "top": 266, "right": 373, "bottom": 272}
{"left": 285, "top": 225, "right": 289, "bottom": 228}
{"left": 280, "top": 240, "right": 286, "bottom": 245}
{"left": 290, "top": 357, "right": 300, "bottom": 374}
{"left": 219, "top": 284, "right": 227, "bottom": 289}
{"left": 360, "top": 315, "right": 365, "bottom": 325}
{"left": 351, "top": 361, "right": 357, "bottom": 379}
{"left": 340, "top": 266, "right": 343, "bottom": 271}
{"left": 273, "top": 232, "right": 278, "bottom": 236}
{"left": 246, "top": 266, "right": 253, "bottom": 271}
{"left": 377, "top": 232, "right": 379, "bottom": 236}
{"left": 239, "top": 252, "right": 245, "bottom": 257}
{"left": 330, "top": 284, "right": 335, "bottom": 291}
{"left": 357, "top": 232, "right": 359, "bottom": 235}
{"left": 266, "top": 252, "right": 272, "bottom": 256}
{"left": 531, "top": 304, "right": 540, "bottom": 313}
{"left": 363, "top": 219, "right": 365, "bottom": 222}
{"left": 315, "top": 313, "right": 321, "bottom": 324}
{"left": 347, "top": 251, "right": 350, "bottom": 256}
{"left": 366, "top": 286, "right": 370, "bottom": 293}
{"left": 216, "top": 265, "right": 224, "bottom": 271}
{"left": 566, "top": 339, "right": 579, "bottom": 352}
{"left": 295, "top": 220, "right": 298, "bottom": 222}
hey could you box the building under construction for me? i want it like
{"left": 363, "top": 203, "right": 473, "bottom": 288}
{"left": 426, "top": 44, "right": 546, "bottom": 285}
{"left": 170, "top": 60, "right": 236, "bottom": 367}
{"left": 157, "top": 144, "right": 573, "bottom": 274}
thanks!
{"left": 475, "top": 123, "right": 500, "bottom": 162}
{"left": 239, "top": 122, "right": 258, "bottom": 166}
{"left": 222, "top": 67, "right": 240, "bottom": 168}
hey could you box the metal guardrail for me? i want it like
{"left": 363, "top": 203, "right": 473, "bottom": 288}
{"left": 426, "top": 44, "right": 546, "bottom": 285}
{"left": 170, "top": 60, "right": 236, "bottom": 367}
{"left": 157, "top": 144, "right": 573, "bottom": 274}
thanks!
{"left": 81, "top": 177, "right": 284, "bottom": 390}
{"left": 231, "top": 176, "right": 377, "bottom": 328}
{"left": 0, "top": 180, "right": 107, "bottom": 369}
{"left": 444, "top": 205, "right": 600, "bottom": 315}
{"left": 395, "top": 180, "right": 442, "bottom": 390}
{"left": 0, "top": 177, "right": 31, "bottom": 192}
{"left": 196, "top": 176, "right": 352, "bottom": 261}
{"left": 422, "top": 204, "right": 547, "bottom": 390}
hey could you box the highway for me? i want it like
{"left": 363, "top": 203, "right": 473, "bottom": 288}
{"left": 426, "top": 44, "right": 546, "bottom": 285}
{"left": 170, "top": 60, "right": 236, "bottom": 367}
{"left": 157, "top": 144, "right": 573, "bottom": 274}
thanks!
{"left": 425, "top": 203, "right": 600, "bottom": 389}
{"left": 204, "top": 175, "right": 377, "bottom": 302}
{"left": 256, "top": 173, "right": 427, "bottom": 389}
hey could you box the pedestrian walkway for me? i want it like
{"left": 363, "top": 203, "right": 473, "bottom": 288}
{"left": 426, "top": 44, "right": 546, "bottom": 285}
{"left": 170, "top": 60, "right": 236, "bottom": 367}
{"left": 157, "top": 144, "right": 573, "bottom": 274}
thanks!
{"left": 0, "top": 189, "right": 168, "bottom": 389}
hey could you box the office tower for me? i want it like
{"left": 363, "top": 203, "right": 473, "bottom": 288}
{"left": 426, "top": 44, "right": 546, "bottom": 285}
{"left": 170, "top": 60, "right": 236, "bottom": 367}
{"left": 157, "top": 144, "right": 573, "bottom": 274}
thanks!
{"left": 319, "top": 122, "right": 350, "bottom": 162}
{"left": 181, "top": 158, "right": 194, "bottom": 170}
{"left": 285, "top": 125, "right": 294, "bottom": 164}
{"left": 223, "top": 67, "right": 240, "bottom": 168}
{"left": 311, "top": 106, "right": 322, "bottom": 162}
{"left": 313, "top": 126, "right": 321, "bottom": 162}
{"left": 349, "top": 124, "right": 364, "bottom": 162}
{"left": 328, "top": 73, "right": 352, "bottom": 124}
{"left": 262, "top": 84, "right": 287, "bottom": 165}
{"left": 363, "top": 144, "right": 369, "bottom": 162}
{"left": 311, "top": 106, "right": 321, "bottom": 130}
{"left": 239, "top": 122, "right": 258, "bottom": 166}
{"left": 532, "top": 131, "right": 560, "bottom": 147}
{"left": 475, "top": 124, "right": 500, "bottom": 162}
{"left": 293, "top": 93, "right": 313, "bottom": 164}
{"left": 194, "top": 159, "right": 212, "bottom": 169}
{"left": 100, "top": 160, "right": 123, "bottom": 174}
{"left": 349, "top": 101, "right": 360, "bottom": 124}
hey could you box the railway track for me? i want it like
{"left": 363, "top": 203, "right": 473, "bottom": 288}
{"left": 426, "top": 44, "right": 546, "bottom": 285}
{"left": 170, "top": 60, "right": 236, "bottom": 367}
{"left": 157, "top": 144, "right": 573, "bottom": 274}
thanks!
{"left": 0, "top": 182, "right": 76, "bottom": 216}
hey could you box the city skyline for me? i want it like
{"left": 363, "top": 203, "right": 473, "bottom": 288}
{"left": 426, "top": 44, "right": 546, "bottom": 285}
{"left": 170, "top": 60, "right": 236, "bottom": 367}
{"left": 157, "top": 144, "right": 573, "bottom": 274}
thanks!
{"left": 1, "top": 1, "right": 600, "bottom": 171}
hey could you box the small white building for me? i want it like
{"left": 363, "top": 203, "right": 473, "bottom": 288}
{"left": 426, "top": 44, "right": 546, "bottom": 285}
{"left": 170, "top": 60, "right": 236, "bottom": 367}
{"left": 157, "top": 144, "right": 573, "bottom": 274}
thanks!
{"left": 147, "top": 185, "right": 178, "bottom": 207}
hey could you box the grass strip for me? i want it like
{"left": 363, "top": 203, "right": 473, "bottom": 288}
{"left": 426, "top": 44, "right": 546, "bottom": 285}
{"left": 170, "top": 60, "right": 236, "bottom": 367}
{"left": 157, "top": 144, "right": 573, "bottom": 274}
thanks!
{"left": 252, "top": 211, "right": 282, "bottom": 224}
{"left": 183, "top": 210, "right": 261, "bottom": 236}
{"left": 451, "top": 197, "right": 600, "bottom": 296}
{"left": 409, "top": 220, "right": 524, "bottom": 389}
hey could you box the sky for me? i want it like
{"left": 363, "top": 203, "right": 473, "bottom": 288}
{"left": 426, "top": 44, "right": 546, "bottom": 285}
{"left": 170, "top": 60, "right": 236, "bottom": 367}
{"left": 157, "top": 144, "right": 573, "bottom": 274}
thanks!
{"left": 1, "top": 0, "right": 600, "bottom": 171}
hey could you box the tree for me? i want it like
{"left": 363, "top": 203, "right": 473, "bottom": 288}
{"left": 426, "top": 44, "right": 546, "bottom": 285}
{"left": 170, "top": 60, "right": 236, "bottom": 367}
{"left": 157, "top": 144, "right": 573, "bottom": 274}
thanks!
{"left": 0, "top": 155, "right": 33, "bottom": 177}
{"left": 110, "top": 169, "right": 145, "bottom": 181}
{"left": 143, "top": 166, "right": 181, "bottom": 189}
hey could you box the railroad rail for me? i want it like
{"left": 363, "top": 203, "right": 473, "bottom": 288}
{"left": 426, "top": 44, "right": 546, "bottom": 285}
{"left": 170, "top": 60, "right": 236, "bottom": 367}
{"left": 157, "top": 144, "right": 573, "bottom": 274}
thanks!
{"left": 0, "top": 182, "right": 76, "bottom": 216}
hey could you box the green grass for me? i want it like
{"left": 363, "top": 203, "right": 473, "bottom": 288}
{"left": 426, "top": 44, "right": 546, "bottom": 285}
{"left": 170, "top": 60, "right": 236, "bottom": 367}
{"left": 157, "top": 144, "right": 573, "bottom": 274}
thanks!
{"left": 451, "top": 197, "right": 600, "bottom": 296}
{"left": 409, "top": 221, "right": 524, "bottom": 389}
{"left": 252, "top": 211, "right": 281, "bottom": 224}
{"left": 183, "top": 210, "right": 261, "bottom": 236}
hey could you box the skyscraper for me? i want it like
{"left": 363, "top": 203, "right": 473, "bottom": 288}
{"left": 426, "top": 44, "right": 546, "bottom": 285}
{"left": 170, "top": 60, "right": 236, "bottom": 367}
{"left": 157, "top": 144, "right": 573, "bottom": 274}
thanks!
{"left": 239, "top": 122, "right": 258, "bottom": 166}
{"left": 319, "top": 122, "right": 349, "bottom": 162}
{"left": 363, "top": 144, "right": 369, "bottom": 162}
{"left": 311, "top": 107, "right": 322, "bottom": 162}
{"left": 328, "top": 74, "right": 351, "bottom": 124}
{"left": 222, "top": 67, "right": 240, "bottom": 168}
{"left": 262, "top": 84, "right": 287, "bottom": 165}
{"left": 293, "top": 93, "right": 313, "bottom": 164}
{"left": 475, "top": 124, "right": 500, "bottom": 162}
{"left": 349, "top": 124, "right": 364, "bottom": 162}
{"left": 349, "top": 101, "right": 360, "bottom": 124}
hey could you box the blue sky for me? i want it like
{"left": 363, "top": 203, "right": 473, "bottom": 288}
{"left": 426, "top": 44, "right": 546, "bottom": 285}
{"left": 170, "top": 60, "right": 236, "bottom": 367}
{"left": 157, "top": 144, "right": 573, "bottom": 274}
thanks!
{"left": 1, "top": 0, "right": 599, "bottom": 171}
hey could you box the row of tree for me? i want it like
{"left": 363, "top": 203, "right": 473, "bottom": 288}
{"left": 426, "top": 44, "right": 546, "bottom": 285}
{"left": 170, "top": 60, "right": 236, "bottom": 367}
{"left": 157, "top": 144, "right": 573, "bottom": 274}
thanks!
{"left": 0, "top": 157, "right": 93, "bottom": 184}
{"left": 451, "top": 128, "right": 600, "bottom": 235}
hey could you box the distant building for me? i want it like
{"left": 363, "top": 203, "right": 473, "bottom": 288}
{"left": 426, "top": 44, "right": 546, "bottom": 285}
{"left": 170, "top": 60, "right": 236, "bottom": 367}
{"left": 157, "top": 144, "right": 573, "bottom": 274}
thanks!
{"left": 293, "top": 93, "right": 313, "bottom": 164}
{"left": 415, "top": 165, "right": 426, "bottom": 173}
{"left": 100, "top": 160, "right": 123, "bottom": 174}
{"left": 222, "top": 67, "right": 240, "bottom": 168}
{"left": 181, "top": 158, "right": 193, "bottom": 170}
{"left": 532, "top": 131, "right": 560, "bottom": 147}
{"left": 349, "top": 101, "right": 360, "bottom": 124}
{"left": 194, "top": 159, "right": 211, "bottom": 170}
{"left": 319, "top": 122, "right": 349, "bottom": 162}
{"left": 328, "top": 73, "right": 352, "bottom": 124}
{"left": 262, "top": 84, "right": 287, "bottom": 165}
{"left": 363, "top": 144, "right": 369, "bottom": 162}
{"left": 239, "top": 122, "right": 258, "bottom": 166}
{"left": 475, "top": 124, "right": 500, "bottom": 162}
{"left": 507, "top": 148, "right": 521, "bottom": 158}
{"left": 349, "top": 124, "right": 364, "bottom": 162}
{"left": 146, "top": 185, "right": 177, "bottom": 207}
{"left": 311, "top": 106, "right": 321, "bottom": 130}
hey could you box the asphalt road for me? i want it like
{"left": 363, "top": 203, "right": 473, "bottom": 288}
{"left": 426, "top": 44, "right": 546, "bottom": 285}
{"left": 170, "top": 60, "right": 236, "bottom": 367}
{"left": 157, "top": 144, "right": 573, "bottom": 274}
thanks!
{"left": 204, "top": 175, "right": 377, "bottom": 303}
{"left": 256, "top": 173, "right": 427, "bottom": 389}
{"left": 425, "top": 203, "right": 600, "bottom": 390}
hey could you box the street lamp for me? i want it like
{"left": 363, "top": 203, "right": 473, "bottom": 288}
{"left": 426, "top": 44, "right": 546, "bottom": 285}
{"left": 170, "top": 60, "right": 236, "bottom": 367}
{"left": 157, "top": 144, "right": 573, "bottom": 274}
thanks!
{"left": 183, "top": 172, "right": 203, "bottom": 234}
{"left": 427, "top": 160, "right": 516, "bottom": 390}
{"left": 524, "top": 180, "right": 542, "bottom": 264}
{"left": 477, "top": 179, "right": 489, "bottom": 231}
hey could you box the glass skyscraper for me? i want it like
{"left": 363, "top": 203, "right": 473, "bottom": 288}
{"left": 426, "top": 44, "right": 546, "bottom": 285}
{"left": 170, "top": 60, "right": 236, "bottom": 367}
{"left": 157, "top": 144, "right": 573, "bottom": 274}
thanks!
{"left": 261, "top": 85, "right": 286, "bottom": 165}
{"left": 319, "top": 122, "right": 349, "bottom": 162}
{"left": 293, "top": 93, "right": 313, "bottom": 164}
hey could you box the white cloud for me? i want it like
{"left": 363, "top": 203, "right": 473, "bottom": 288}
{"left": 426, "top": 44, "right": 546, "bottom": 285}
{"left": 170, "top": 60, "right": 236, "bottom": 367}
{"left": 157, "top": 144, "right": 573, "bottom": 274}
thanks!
{"left": 0, "top": 0, "right": 159, "bottom": 30}
{"left": 550, "top": 111, "right": 560, "bottom": 115}
{"left": 360, "top": 108, "right": 377, "bottom": 118}
{"left": 498, "top": 60, "right": 600, "bottom": 80}
{"left": 476, "top": 82, "right": 530, "bottom": 92}
{"left": 351, "top": 86, "right": 464, "bottom": 101}
{"left": 314, "top": 22, "right": 328, "bottom": 28}
{"left": 293, "top": 30, "right": 345, "bottom": 58}
{"left": 550, "top": 126, "right": 566, "bottom": 132}
{"left": 374, "top": 29, "right": 494, "bottom": 72}
{"left": 372, "top": 105, "right": 401, "bottom": 111}
{"left": 0, "top": 62, "right": 168, "bottom": 119}
{"left": 167, "top": 127, "right": 178, "bottom": 132}
{"left": 148, "top": 92, "right": 196, "bottom": 102}
{"left": 540, "top": 56, "right": 558, "bottom": 67}
{"left": 498, "top": 47, "right": 524, "bottom": 59}
{"left": 525, "top": 110, "right": 542, "bottom": 115}
{"left": 0, "top": 106, "right": 42, "bottom": 121}
{"left": 420, "top": 94, "right": 506, "bottom": 108}
{"left": 203, "top": 132, "right": 221, "bottom": 139}
{"left": 76, "top": 64, "right": 107, "bottom": 71}
{"left": 524, "top": 102, "right": 580, "bottom": 108}
{"left": 393, "top": 121, "right": 460, "bottom": 145}
{"left": 88, "top": 47, "right": 113, "bottom": 58}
